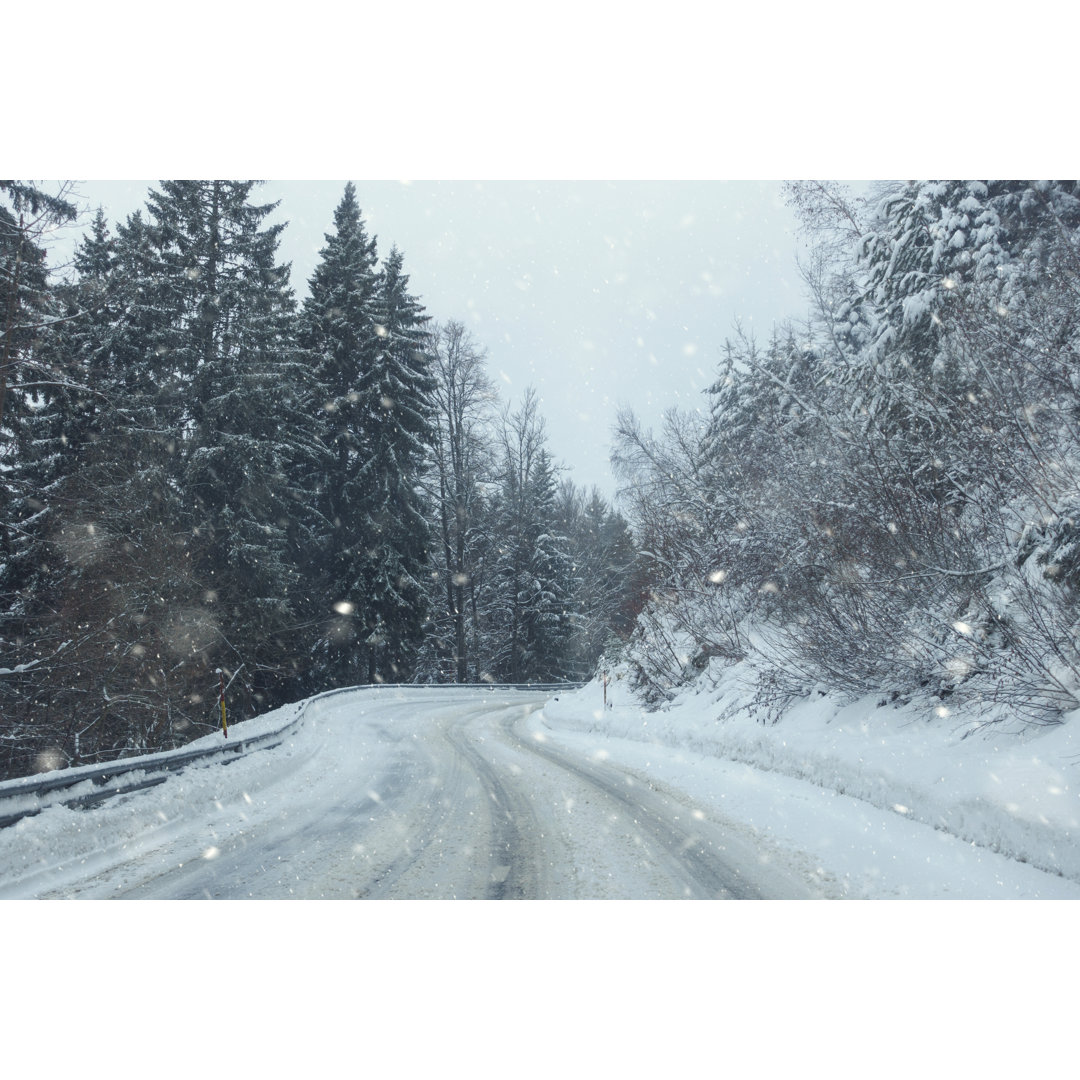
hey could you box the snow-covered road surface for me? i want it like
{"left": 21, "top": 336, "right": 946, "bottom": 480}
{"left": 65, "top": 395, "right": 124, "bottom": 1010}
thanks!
{"left": 0, "top": 687, "right": 820, "bottom": 899}
{"left": 5, "top": 684, "right": 1078, "bottom": 899}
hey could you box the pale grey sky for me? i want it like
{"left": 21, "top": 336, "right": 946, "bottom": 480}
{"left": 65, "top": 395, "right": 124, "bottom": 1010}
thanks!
{"left": 55, "top": 179, "right": 812, "bottom": 500}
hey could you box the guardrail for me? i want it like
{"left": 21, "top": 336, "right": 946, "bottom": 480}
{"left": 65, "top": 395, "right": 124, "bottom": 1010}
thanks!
{"left": 0, "top": 680, "right": 585, "bottom": 829}
{"left": 354, "top": 682, "right": 587, "bottom": 693}
{"left": 0, "top": 699, "right": 309, "bottom": 830}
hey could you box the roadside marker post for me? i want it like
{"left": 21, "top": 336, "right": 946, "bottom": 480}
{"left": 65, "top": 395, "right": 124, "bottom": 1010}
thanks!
{"left": 218, "top": 670, "right": 228, "bottom": 738}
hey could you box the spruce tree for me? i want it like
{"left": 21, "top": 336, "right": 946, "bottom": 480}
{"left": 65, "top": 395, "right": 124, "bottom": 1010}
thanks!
{"left": 488, "top": 391, "right": 572, "bottom": 682}
{"left": 297, "top": 182, "right": 383, "bottom": 686}
{"left": 521, "top": 447, "right": 573, "bottom": 678}
{"left": 300, "top": 187, "right": 437, "bottom": 684}
{"left": 139, "top": 180, "right": 316, "bottom": 716}
{"left": 1, "top": 182, "right": 78, "bottom": 640}
{"left": 0, "top": 184, "right": 149, "bottom": 773}
{"left": 360, "top": 245, "right": 436, "bottom": 681}
{"left": 555, "top": 483, "right": 641, "bottom": 675}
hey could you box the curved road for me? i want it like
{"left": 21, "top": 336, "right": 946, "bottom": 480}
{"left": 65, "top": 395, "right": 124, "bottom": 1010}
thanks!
{"left": 8, "top": 689, "right": 821, "bottom": 899}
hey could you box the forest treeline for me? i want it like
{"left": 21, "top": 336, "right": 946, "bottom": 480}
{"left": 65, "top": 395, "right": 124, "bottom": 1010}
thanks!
{"left": 614, "top": 181, "right": 1080, "bottom": 727}
{"left": 0, "top": 181, "right": 644, "bottom": 779}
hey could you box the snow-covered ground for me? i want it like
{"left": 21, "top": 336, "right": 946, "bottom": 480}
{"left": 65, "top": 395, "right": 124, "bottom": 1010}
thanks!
{"left": 533, "top": 662, "right": 1080, "bottom": 899}
{"left": 3, "top": 670, "right": 1077, "bottom": 900}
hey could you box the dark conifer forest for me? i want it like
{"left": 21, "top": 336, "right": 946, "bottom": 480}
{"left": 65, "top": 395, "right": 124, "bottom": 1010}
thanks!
{"left": 0, "top": 181, "right": 642, "bottom": 779}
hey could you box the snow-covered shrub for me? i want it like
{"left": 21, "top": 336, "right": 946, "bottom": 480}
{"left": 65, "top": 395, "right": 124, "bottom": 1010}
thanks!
{"left": 617, "top": 181, "right": 1080, "bottom": 726}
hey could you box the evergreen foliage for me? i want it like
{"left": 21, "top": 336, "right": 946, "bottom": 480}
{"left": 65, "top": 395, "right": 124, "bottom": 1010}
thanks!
{"left": 485, "top": 392, "right": 573, "bottom": 681}
{"left": 298, "top": 186, "right": 436, "bottom": 685}
{"left": 141, "top": 181, "right": 317, "bottom": 715}
{"left": 296, "top": 181, "right": 384, "bottom": 687}
{"left": 355, "top": 244, "right": 436, "bottom": 682}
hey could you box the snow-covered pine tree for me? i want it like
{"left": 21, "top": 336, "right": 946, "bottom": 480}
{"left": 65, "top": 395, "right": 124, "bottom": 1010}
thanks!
{"left": 0, "top": 186, "right": 78, "bottom": 630}
{"left": 139, "top": 180, "right": 317, "bottom": 717}
{"left": 296, "top": 182, "right": 384, "bottom": 687}
{"left": 7, "top": 207, "right": 132, "bottom": 619}
{"left": 51, "top": 209, "right": 124, "bottom": 466}
{"left": 520, "top": 446, "right": 573, "bottom": 679}
{"left": 1, "top": 183, "right": 78, "bottom": 577}
{"left": 555, "top": 482, "right": 641, "bottom": 676}
{"left": 1, "top": 188, "right": 78, "bottom": 613}
{"left": 35, "top": 208, "right": 214, "bottom": 760}
{"left": 358, "top": 244, "right": 437, "bottom": 682}
{"left": 486, "top": 391, "right": 573, "bottom": 682}
{"left": 0, "top": 183, "right": 77, "bottom": 435}
{"left": 298, "top": 188, "right": 436, "bottom": 685}
{"left": 0, "top": 184, "right": 147, "bottom": 774}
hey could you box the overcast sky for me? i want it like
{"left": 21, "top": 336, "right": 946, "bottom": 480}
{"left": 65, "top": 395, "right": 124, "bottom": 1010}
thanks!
{"left": 55, "top": 179, "right": 813, "bottom": 500}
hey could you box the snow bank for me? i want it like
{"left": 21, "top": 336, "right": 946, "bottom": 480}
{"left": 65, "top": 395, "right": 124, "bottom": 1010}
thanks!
{"left": 0, "top": 694, "right": 332, "bottom": 899}
{"left": 541, "top": 661, "right": 1080, "bottom": 885}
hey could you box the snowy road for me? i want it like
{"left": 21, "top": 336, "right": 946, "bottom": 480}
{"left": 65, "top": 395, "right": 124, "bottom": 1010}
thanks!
{"left": 9, "top": 683, "right": 1074, "bottom": 899}
{"left": 0, "top": 688, "right": 821, "bottom": 899}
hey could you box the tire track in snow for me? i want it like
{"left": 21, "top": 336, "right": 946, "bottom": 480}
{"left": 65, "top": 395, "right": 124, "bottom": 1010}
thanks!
{"left": 500, "top": 721, "right": 775, "bottom": 899}
{"left": 442, "top": 717, "right": 545, "bottom": 899}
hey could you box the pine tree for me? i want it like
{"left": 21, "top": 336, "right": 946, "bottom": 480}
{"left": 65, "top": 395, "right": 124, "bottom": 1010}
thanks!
{"left": 521, "top": 447, "right": 572, "bottom": 678}
{"left": 297, "top": 183, "right": 383, "bottom": 686}
{"left": 53, "top": 209, "right": 123, "bottom": 461}
{"left": 358, "top": 245, "right": 437, "bottom": 681}
{"left": 556, "top": 482, "right": 641, "bottom": 675}
{"left": 299, "top": 186, "right": 436, "bottom": 684}
{"left": 487, "top": 391, "right": 573, "bottom": 682}
{"left": 40, "top": 209, "right": 213, "bottom": 761}
{"left": 1, "top": 182, "right": 78, "bottom": 638}
{"left": 0, "top": 183, "right": 77, "bottom": 436}
{"left": 0, "top": 185, "right": 169, "bottom": 774}
{"left": 140, "top": 180, "right": 317, "bottom": 716}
